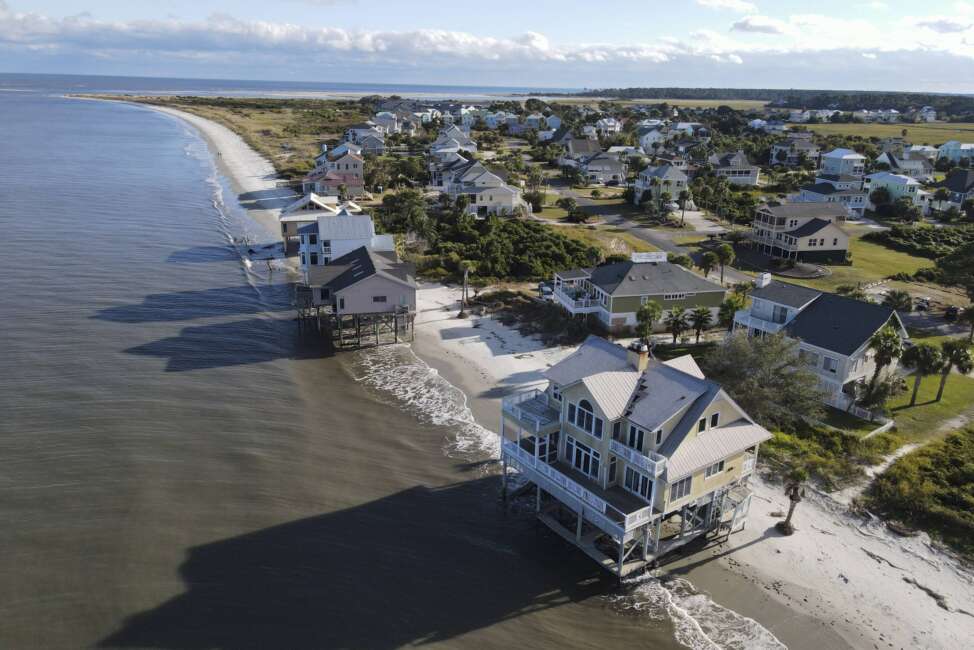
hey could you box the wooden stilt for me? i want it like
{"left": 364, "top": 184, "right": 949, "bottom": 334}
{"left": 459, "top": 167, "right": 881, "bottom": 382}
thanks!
{"left": 576, "top": 510, "right": 583, "bottom": 542}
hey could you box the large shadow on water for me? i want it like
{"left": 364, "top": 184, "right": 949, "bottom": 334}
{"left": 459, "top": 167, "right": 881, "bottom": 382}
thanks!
{"left": 124, "top": 318, "right": 332, "bottom": 371}
{"left": 99, "top": 477, "right": 609, "bottom": 649}
{"left": 93, "top": 286, "right": 294, "bottom": 324}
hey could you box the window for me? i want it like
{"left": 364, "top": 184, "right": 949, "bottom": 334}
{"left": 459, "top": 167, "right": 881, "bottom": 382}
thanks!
{"left": 710, "top": 413, "right": 719, "bottom": 428}
{"left": 624, "top": 467, "right": 653, "bottom": 501}
{"left": 772, "top": 305, "right": 788, "bottom": 324}
{"left": 322, "top": 240, "right": 332, "bottom": 252}
{"left": 551, "top": 384, "right": 561, "bottom": 402}
{"left": 569, "top": 399, "right": 603, "bottom": 439}
{"left": 823, "top": 356, "right": 838, "bottom": 374}
{"left": 819, "top": 238, "right": 825, "bottom": 246}
{"left": 300, "top": 253, "right": 306, "bottom": 266}
{"left": 612, "top": 420, "right": 621, "bottom": 438}
{"left": 705, "top": 460, "right": 725, "bottom": 478}
{"left": 309, "top": 252, "right": 318, "bottom": 265}
{"left": 608, "top": 457, "right": 617, "bottom": 483}
{"left": 628, "top": 425, "right": 644, "bottom": 451}
{"left": 309, "top": 234, "right": 318, "bottom": 245}
{"left": 655, "top": 428, "right": 663, "bottom": 445}
{"left": 833, "top": 238, "right": 838, "bottom": 246}
{"left": 372, "top": 295, "right": 388, "bottom": 303}
{"left": 670, "top": 476, "right": 692, "bottom": 500}
{"left": 319, "top": 288, "right": 330, "bottom": 301}
{"left": 663, "top": 292, "right": 689, "bottom": 301}
{"left": 698, "top": 418, "right": 706, "bottom": 433}
{"left": 808, "top": 238, "right": 817, "bottom": 247}
{"left": 566, "top": 435, "right": 600, "bottom": 480}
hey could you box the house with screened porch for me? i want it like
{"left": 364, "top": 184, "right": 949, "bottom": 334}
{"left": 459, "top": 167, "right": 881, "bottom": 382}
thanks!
{"left": 499, "top": 336, "right": 770, "bottom": 577}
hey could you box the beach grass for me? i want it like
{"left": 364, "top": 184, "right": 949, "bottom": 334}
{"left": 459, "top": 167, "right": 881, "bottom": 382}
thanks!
{"left": 792, "top": 235, "right": 934, "bottom": 292}
{"left": 805, "top": 121, "right": 974, "bottom": 145}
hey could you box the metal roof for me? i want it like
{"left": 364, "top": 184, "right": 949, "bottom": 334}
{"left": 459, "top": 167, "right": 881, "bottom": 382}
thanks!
{"left": 665, "top": 422, "right": 772, "bottom": 481}
{"left": 587, "top": 261, "right": 725, "bottom": 297}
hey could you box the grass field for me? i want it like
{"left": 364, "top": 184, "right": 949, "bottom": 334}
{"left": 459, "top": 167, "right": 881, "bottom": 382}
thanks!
{"left": 888, "top": 373, "right": 974, "bottom": 442}
{"left": 97, "top": 96, "right": 374, "bottom": 180}
{"left": 558, "top": 225, "right": 657, "bottom": 256}
{"left": 805, "top": 121, "right": 974, "bottom": 145}
{"left": 820, "top": 406, "right": 879, "bottom": 437}
{"left": 619, "top": 98, "right": 768, "bottom": 110}
{"left": 794, "top": 235, "right": 934, "bottom": 292}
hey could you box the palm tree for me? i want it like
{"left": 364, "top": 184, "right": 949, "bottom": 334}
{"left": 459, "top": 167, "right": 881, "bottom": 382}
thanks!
{"left": 715, "top": 243, "right": 735, "bottom": 284}
{"left": 636, "top": 300, "right": 663, "bottom": 345}
{"left": 867, "top": 326, "right": 904, "bottom": 390}
{"left": 902, "top": 343, "right": 943, "bottom": 406}
{"left": 776, "top": 468, "right": 807, "bottom": 536}
{"left": 933, "top": 187, "right": 951, "bottom": 213}
{"left": 960, "top": 308, "right": 974, "bottom": 343}
{"left": 689, "top": 306, "right": 713, "bottom": 344}
{"left": 699, "top": 251, "right": 719, "bottom": 278}
{"left": 936, "top": 339, "right": 974, "bottom": 402}
{"left": 678, "top": 189, "right": 690, "bottom": 227}
{"left": 665, "top": 306, "right": 689, "bottom": 343}
{"left": 882, "top": 289, "right": 913, "bottom": 312}
{"left": 718, "top": 295, "right": 745, "bottom": 332}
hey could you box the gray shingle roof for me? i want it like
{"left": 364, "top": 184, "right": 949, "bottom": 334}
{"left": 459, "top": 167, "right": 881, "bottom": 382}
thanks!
{"left": 785, "top": 293, "right": 902, "bottom": 356}
{"left": 786, "top": 218, "right": 834, "bottom": 237}
{"left": 941, "top": 169, "right": 974, "bottom": 194}
{"left": 761, "top": 203, "right": 849, "bottom": 219}
{"left": 588, "top": 261, "right": 725, "bottom": 297}
{"left": 306, "top": 247, "right": 415, "bottom": 292}
{"left": 750, "top": 280, "right": 822, "bottom": 309}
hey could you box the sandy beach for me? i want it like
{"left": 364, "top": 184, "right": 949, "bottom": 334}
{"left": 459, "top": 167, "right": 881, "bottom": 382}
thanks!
{"left": 136, "top": 105, "right": 974, "bottom": 649}
{"left": 410, "top": 285, "right": 974, "bottom": 650}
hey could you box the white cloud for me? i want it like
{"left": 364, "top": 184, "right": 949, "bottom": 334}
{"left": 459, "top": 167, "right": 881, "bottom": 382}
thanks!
{"left": 730, "top": 15, "right": 792, "bottom": 35}
{"left": 862, "top": 52, "right": 877, "bottom": 59}
{"left": 915, "top": 17, "right": 973, "bottom": 33}
{"left": 695, "top": 0, "right": 757, "bottom": 12}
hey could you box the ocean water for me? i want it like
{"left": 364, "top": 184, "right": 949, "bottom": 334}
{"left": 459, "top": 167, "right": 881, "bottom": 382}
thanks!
{"left": 0, "top": 76, "right": 783, "bottom": 649}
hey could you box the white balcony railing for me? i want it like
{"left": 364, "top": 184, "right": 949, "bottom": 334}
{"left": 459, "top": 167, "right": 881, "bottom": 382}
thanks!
{"left": 502, "top": 438, "right": 654, "bottom": 537}
{"left": 609, "top": 439, "right": 666, "bottom": 477}
{"left": 553, "top": 287, "right": 602, "bottom": 314}
{"left": 501, "top": 389, "right": 559, "bottom": 433}
{"left": 733, "top": 309, "right": 785, "bottom": 334}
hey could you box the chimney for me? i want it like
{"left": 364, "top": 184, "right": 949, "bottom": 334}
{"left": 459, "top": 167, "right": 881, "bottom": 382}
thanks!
{"left": 628, "top": 341, "right": 650, "bottom": 372}
{"left": 320, "top": 143, "right": 329, "bottom": 154}
{"left": 756, "top": 272, "right": 772, "bottom": 289}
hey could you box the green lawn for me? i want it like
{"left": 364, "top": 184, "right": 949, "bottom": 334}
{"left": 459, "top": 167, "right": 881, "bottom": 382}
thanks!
{"left": 907, "top": 328, "right": 970, "bottom": 349}
{"left": 820, "top": 406, "right": 878, "bottom": 438}
{"left": 795, "top": 235, "right": 934, "bottom": 292}
{"left": 805, "top": 121, "right": 974, "bottom": 145}
{"left": 534, "top": 205, "right": 570, "bottom": 221}
{"left": 889, "top": 373, "right": 974, "bottom": 442}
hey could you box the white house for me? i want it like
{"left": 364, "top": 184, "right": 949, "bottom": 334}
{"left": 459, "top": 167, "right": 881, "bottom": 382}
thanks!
{"left": 820, "top": 148, "right": 866, "bottom": 178}
{"left": 734, "top": 274, "right": 908, "bottom": 411}
{"left": 875, "top": 152, "right": 934, "bottom": 182}
{"left": 638, "top": 127, "right": 667, "bottom": 153}
{"left": 919, "top": 106, "right": 937, "bottom": 122}
{"left": 294, "top": 210, "right": 395, "bottom": 275}
{"left": 595, "top": 117, "right": 623, "bottom": 136}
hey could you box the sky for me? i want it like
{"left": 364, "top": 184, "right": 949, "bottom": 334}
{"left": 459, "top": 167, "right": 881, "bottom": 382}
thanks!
{"left": 3, "top": 0, "right": 974, "bottom": 92}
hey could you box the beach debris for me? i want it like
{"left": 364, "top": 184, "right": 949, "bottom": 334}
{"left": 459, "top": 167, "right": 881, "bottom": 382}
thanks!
{"left": 902, "top": 577, "right": 952, "bottom": 612}
{"left": 861, "top": 547, "right": 905, "bottom": 571}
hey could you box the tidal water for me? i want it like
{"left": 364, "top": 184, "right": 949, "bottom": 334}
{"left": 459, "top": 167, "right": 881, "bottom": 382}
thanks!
{"left": 0, "top": 77, "right": 783, "bottom": 650}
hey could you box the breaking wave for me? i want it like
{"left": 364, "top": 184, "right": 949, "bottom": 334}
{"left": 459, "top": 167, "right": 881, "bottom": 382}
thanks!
{"left": 350, "top": 344, "right": 500, "bottom": 462}
{"left": 612, "top": 575, "right": 786, "bottom": 650}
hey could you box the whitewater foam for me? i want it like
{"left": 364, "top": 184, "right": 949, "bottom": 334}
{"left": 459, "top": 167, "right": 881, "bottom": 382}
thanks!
{"left": 351, "top": 344, "right": 500, "bottom": 463}
{"left": 614, "top": 575, "right": 787, "bottom": 650}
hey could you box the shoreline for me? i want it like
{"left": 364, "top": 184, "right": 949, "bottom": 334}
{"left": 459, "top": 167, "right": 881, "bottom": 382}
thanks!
{"left": 409, "top": 288, "right": 974, "bottom": 650}
{"left": 117, "top": 104, "right": 974, "bottom": 650}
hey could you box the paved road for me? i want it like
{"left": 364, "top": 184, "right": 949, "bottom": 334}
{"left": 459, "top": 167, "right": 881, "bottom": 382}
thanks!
{"left": 544, "top": 179, "right": 752, "bottom": 285}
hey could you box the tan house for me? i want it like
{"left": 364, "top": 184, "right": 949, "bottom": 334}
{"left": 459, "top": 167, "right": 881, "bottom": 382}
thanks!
{"left": 747, "top": 203, "right": 850, "bottom": 263}
{"left": 500, "top": 336, "right": 770, "bottom": 576}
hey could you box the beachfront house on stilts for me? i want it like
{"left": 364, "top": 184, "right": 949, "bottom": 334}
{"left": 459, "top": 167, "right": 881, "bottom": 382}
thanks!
{"left": 499, "top": 336, "right": 771, "bottom": 577}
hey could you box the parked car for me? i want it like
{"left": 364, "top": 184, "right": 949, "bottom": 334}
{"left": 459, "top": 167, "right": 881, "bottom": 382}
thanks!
{"left": 915, "top": 297, "right": 931, "bottom": 312}
{"left": 538, "top": 282, "right": 554, "bottom": 301}
{"left": 945, "top": 305, "right": 959, "bottom": 321}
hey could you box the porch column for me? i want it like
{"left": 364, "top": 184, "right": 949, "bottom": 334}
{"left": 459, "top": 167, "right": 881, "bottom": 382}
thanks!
{"left": 618, "top": 539, "right": 625, "bottom": 575}
{"left": 642, "top": 526, "right": 650, "bottom": 560}
{"left": 536, "top": 485, "right": 542, "bottom": 513}
{"left": 654, "top": 518, "right": 662, "bottom": 552}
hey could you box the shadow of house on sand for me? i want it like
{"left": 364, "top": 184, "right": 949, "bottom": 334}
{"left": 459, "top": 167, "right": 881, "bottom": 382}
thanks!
{"left": 99, "top": 478, "right": 610, "bottom": 650}
{"left": 237, "top": 188, "right": 298, "bottom": 212}
{"left": 125, "top": 318, "right": 332, "bottom": 371}
{"left": 93, "top": 286, "right": 294, "bottom": 324}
